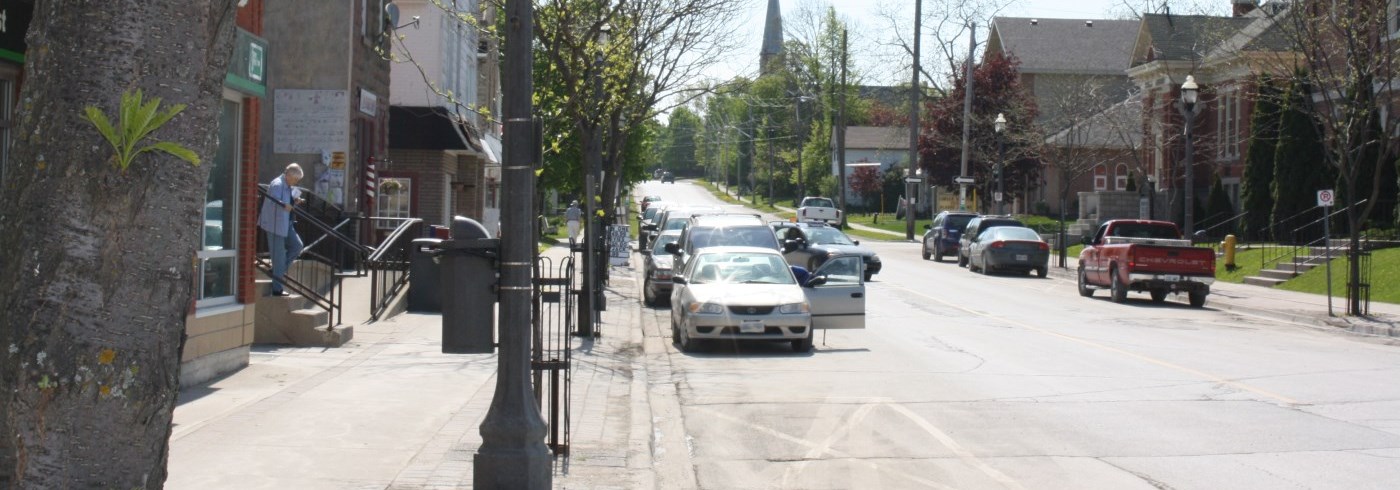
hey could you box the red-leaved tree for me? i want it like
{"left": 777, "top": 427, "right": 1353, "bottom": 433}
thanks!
{"left": 849, "top": 166, "right": 884, "bottom": 211}
{"left": 918, "top": 52, "right": 1038, "bottom": 210}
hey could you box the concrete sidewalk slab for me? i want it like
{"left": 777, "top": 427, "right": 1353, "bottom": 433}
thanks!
{"left": 169, "top": 244, "right": 655, "bottom": 489}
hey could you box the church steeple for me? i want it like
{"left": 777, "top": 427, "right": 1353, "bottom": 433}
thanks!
{"left": 760, "top": 0, "right": 783, "bottom": 75}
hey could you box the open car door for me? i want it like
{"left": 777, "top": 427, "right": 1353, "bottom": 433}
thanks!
{"left": 805, "top": 255, "right": 865, "bottom": 329}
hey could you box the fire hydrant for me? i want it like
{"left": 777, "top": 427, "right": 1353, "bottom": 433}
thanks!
{"left": 1221, "top": 234, "right": 1238, "bottom": 271}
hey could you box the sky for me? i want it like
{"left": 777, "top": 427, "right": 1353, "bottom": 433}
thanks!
{"left": 707, "top": 0, "right": 1231, "bottom": 86}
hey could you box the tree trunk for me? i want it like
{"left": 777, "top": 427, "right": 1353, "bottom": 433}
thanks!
{"left": 0, "top": 1, "right": 236, "bottom": 487}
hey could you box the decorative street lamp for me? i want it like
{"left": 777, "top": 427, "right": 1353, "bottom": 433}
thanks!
{"left": 1178, "top": 75, "right": 1200, "bottom": 238}
{"left": 994, "top": 112, "right": 1007, "bottom": 215}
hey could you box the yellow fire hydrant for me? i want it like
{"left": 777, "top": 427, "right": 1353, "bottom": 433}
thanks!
{"left": 1221, "top": 234, "right": 1238, "bottom": 271}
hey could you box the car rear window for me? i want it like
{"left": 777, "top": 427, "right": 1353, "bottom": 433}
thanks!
{"left": 1109, "top": 223, "right": 1180, "bottom": 239}
{"left": 688, "top": 225, "right": 780, "bottom": 250}
{"left": 987, "top": 227, "right": 1042, "bottom": 241}
{"left": 803, "top": 198, "right": 835, "bottom": 208}
{"left": 946, "top": 215, "right": 975, "bottom": 231}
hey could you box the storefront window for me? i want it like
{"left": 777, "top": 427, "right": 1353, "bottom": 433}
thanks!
{"left": 376, "top": 176, "right": 412, "bottom": 228}
{"left": 198, "top": 96, "right": 241, "bottom": 307}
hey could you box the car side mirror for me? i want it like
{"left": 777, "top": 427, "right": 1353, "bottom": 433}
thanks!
{"left": 805, "top": 276, "right": 827, "bottom": 288}
{"left": 664, "top": 242, "right": 679, "bottom": 255}
{"left": 1081, "top": 235, "right": 1093, "bottom": 246}
{"left": 923, "top": 224, "right": 931, "bottom": 230}
{"left": 643, "top": 224, "right": 657, "bottom": 231}
{"left": 672, "top": 276, "right": 686, "bottom": 285}
{"left": 852, "top": 240, "right": 860, "bottom": 245}
{"left": 783, "top": 240, "right": 800, "bottom": 253}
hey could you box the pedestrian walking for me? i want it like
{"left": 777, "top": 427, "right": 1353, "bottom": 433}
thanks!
{"left": 565, "top": 200, "right": 583, "bottom": 244}
{"left": 258, "top": 163, "right": 306, "bottom": 296}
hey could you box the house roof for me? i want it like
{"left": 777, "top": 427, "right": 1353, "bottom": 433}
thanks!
{"left": 388, "top": 106, "right": 480, "bottom": 151}
{"left": 1044, "top": 95, "right": 1142, "bottom": 149}
{"left": 987, "top": 17, "right": 1139, "bottom": 75}
{"left": 1133, "top": 8, "right": 1293, "bottom": 66}
{"left": 843, "top": 126, "right": 909, "bottom": 150}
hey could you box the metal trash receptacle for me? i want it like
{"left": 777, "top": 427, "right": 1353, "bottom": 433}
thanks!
{"left": 407, "top": 238, "right": 443, "bottom": 313}
{"left": 441, "top": 217, "right": 500, "bottom": 354}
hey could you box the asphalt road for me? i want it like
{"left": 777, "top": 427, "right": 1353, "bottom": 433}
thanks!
{"left": 634, "top": 180, "right": 1400, "bottom": 490}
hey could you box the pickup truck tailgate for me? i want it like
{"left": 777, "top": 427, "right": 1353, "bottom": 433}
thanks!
{"left": 1129, "top": 245, "right": 1215, "bottom": 275}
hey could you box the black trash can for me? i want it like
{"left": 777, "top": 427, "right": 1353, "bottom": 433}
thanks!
{"left": 407, "top": 238, "right": 443, "bottom": 313}
{"left": 441, "top": 217, "right": 500, "bottom": 354}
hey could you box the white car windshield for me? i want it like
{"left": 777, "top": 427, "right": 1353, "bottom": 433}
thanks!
{"left": 689, "top": 253, "right": 795, "bottom": 285}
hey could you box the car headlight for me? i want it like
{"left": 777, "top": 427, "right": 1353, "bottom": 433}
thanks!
{"left": 777, "top": 302, "right": 809, "bottom": 314}
{"left": 688, "top": 302, "right": 725, "bottom": 314}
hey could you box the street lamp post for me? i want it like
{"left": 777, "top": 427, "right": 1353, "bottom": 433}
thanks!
{"left": 1146, "top": 175, "right": 1157, "bottom": 220}
{"left": 994, "top": 113, "right": 1007, "bottom": 216}
{"left": 473, "top": 0, "right": 551, "bottom": 486}
{"left": 1178, "top": 75, "right": 1200, "bottom": 238}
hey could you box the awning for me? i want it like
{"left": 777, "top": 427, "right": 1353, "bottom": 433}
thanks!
{"left": 481, "top": 134, "right": 501, "bottom": 164}
{"left": 389, "top": 106, "right": 482, "bottom": 151}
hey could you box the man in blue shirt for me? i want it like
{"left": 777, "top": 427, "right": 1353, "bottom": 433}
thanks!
{"left": 258, "top": 163, "right": 305, "bottom": 296}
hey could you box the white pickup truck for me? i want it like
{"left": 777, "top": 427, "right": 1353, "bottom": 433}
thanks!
{"left": 797, "top": 197, "right": 842, "bottom": 223}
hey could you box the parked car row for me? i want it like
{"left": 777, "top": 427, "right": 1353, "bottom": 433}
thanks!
{"left": 922, "top": 211, "right": 1049, "bottom": 278}
{"left": 633, "top": 194, "right": 867, "bottom": 353}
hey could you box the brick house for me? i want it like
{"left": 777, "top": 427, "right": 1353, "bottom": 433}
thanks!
{"left": 180, "top": 0, "right": 272, "bottom": 387}
{"left": 1126, "top": 0, "right": 1294, "bottom": 226}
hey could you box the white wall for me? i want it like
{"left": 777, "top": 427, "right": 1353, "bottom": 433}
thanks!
{"left": 389, "top": 0, "right": 479, "bottom": 116}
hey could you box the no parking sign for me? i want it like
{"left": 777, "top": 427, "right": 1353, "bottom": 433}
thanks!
{"left": 1317, "top": 189, "right": 1335, "bottom": 207}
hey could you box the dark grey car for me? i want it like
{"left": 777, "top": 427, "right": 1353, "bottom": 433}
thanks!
{"left": 967, "top": 226, "right": 1050, "bottom": 277}
{"left": 774, "top": 222, "right": 881, "bottom": 281}
{"left": 958, "top": 216, "right": 1024, "bottom": 267}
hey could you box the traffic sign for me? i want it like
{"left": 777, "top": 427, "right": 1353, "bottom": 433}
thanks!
{"left": 954, "top": 176, "right": 975, "bottom": 184}
{"left": 994, "top": 192, "right": 1004, "bottom": 202}
{"left": 905, "top": 177, "right": 923, "bottom": 183}
{"left": 1317, "top": 189, "right": 1335, "bottom": 207}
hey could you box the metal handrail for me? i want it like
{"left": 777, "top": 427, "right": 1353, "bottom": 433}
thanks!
{"left": 1256, "top": 199, "right": 1367, "bottom": 274}
{"left": 367, "top": 217, "right": 422, "bottom": 320}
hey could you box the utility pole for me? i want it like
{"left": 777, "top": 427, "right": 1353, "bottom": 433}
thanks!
{"left": 473, "top": 0, "right": 552, "bottom": 487}
{"left": 957, "top": 23, "right": 976, "bottom": 211}
{"left": 907, "top": 0, "right": 921, "bottom": 240}
{"left": 837, "top": 27, "right": 849, "bottom": 227}
{"left": 768, "top": 120, "right": 775, "bottom": 207}
{"left": 795, "top": 96, "right": 806, "bottom": 204}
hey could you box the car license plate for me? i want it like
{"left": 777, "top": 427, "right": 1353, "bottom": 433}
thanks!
{"left": 1161, "top": 274, "right": 1180, "bottom": 282}
{"left": 739, "top": 321, "right": 764, "bottom": 333}
{"left": 1015, "top": 254, "right": 1028, "bottom": 261}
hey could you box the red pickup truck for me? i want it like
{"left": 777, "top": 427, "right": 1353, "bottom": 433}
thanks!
{"left": 1076, "top": 220, "right": 1216, "bottom": 307}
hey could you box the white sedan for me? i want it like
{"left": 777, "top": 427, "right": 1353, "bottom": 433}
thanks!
{"left": 669, "top": 246, "right": 865, "bottom": 353}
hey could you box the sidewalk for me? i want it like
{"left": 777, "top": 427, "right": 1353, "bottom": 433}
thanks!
{"left": 1044, "top": 256, "right": 1400, "bottom": 338}
{"left": 167, "top": 245, "right": 654, "bottom": 489}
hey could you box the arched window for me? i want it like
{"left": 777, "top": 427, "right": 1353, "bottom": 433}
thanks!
{"left": 1093, "top": 164, "right": 1108, "bottom": 191}
{"left": 1115, "top": 164, "right": 1129, "bottom": 190}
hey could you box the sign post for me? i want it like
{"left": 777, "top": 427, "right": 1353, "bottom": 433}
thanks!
{"left": 1318, "top": 189, "right": 1334, "bottom": 316}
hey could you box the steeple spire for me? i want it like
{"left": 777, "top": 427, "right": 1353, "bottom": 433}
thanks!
{"left": 760, "top": 0, "right": 783, "bottom": 75}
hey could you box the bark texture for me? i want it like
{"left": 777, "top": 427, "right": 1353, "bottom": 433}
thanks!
{"left": 0, "top": 1, "right": 236, "bottom": 487}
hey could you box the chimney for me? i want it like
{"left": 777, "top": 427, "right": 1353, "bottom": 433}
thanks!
{"left": 1232, "top": 0, "right": 1258, "bottom": 17}
{"left": 1085, "top": 20, "right": 1093, "bottom": 27}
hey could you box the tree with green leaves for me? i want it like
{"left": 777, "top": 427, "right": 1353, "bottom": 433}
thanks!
{"left": 1269, "top": 77, "right": 1332, "bottom": 243}
{"left": 662, "top": 107, "right": 703, "bottom": 176}
{"left": 1240, "top": 76, "right": 1281, "bottom": 241}
{"left": 1204, "top": 173, "right": 1236, "bottom": 236}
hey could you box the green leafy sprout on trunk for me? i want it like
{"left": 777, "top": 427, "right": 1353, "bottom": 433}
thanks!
{"left": 82, "top": 89, "right": 200, "bottom": 172}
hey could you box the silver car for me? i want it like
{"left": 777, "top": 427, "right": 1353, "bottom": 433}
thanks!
{"left": 669, "top": 247, "right": 866, "bottom": 353}
{"left": 642, "top": 230, "right": 682, "bottom": 306}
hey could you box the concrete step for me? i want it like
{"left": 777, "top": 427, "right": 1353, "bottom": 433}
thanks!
{"left": 1306, "top": 247, "right": 1348, "bottom": 257}
{"left": 1258, "top": 269, "right": 1300, "bottom": 281}
{"left": 1243, "top": 276, "right": 1289, "bottom": 287}
{"left": 254, "top": 292, "right": 352, "bottom": 347}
